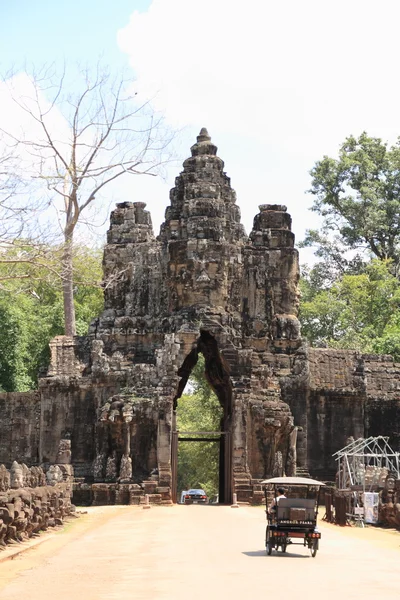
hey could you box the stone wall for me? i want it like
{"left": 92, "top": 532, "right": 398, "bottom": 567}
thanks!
{"left": 306, "top": 349, "right": 400, "bottom": 477}
{"left": 0, "top": 392, "right": 40, "bottom": 467}
{"left": 39, "top": 376, "right": 97, "bottom": 474}
{"left": 307, "top": 392, "right": 365, "bottom": 478}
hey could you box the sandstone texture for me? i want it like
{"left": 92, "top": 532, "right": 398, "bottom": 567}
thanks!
{"left": 0, "top": 129, "right": 399, "bottom": 504}
{"left": 0, "top": 449, "right": 74, "bottom": 548}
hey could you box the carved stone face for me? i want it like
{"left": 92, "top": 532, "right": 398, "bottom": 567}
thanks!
{"left": 386, "top": 474, "right": 396, "bottom": 491}
{"left": 46, "top": 465, "right": 64, "bottom": 486}
{"left": 10, "top": 461, "right": 24, "bottom": 489}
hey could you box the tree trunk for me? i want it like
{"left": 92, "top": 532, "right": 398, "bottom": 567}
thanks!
{"left": 62, "top": 234, "right": 76, "bottom": 336}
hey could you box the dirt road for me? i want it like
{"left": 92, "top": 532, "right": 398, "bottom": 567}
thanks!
{"left": 0, "top": 505, "right": 399, "bottom": 600}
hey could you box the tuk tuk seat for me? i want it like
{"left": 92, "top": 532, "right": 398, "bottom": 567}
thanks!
{"left": 276, "top": 498, "right": 316, "bottom": 522}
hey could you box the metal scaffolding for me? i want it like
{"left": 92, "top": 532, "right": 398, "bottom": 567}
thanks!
{"left": 333, "top": 436, "right": 400, "bottom": 526}
{"left": 334, "top": 436, "right": 400, "bottom": 491}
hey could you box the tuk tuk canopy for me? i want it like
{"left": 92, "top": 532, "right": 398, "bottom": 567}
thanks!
{"left": 261, "top": 476, "right": 326, "bottom": 486}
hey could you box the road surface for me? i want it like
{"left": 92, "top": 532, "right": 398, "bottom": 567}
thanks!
{"left": 0, "top": 504, "right": 399, "bottom": 599}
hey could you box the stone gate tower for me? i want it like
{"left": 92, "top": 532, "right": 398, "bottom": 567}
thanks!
{"left": 40, "top": 128, "right": 304, "bottom": 503}
{"left": 2, "top": 128, "right": 399, "bottom": 504}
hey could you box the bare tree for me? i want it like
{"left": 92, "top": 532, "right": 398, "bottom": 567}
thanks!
{"left": 1, "top": 63, "right": 172, "bottom": 335}
{"left": 0, "top": 146, "right": 45, "bottom": 280}
{"left": 0, "top": 147, "right": 24, "bottom": 241}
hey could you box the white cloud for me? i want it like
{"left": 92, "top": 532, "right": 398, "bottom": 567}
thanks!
{"left": 117, "top": 0, "right": 400, "bottom": 260}
{"left": 118, "top": 0, "right": 400, "bottom": 137}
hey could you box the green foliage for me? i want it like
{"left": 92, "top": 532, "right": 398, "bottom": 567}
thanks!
{"left": 177, "top": 356, "right": 222, "bottom": 498}
{"left": 299, "top": 231, "right": 366, "bottom": 287}
{"left": 300, "top": 260, "right": 400, "bottom": 360}
{"left": 0, "top": 244, "right": 103, "bottom": 391}
{"left": 308, "top": 132, "right": 400, "bottom": 270}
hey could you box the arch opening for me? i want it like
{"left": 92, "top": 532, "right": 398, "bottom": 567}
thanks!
{"left": 172, "top": 330, "right": 233, "bottom": 504}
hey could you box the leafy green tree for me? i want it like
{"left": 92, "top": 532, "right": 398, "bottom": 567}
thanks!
{"left": 299, "top": 231, "right": 366, "bottom": 288}
{"left": 177, "top": 356, "right": 222, "bottom": 499}
{"left": 308, "top": 133, "right": 400, "bottom": 272}
{"left": 371, "top": 310, "right": 400, "bottom": 359}
{"left": 300, "top": 260, "right": 400, "bottom": 360}
{"left": 0, "top": 244, "right": 103, "bottom": 391}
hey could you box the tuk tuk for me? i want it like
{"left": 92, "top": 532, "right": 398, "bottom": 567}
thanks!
{"left": 262, "top": 476, "right": 325, "bottom": 557}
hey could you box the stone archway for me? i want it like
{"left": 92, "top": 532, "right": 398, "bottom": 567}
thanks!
{"left": 172, "top": 330, "right": 233, "bottom": 504}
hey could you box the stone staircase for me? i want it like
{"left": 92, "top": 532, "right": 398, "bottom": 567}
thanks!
{"left": 295, "top": 468, "right": 311, "bottom": 478}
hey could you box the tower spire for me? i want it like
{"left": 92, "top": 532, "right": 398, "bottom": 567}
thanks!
{"left": 197, "top": 127, "right": 211, "bottom": 142}
{"left": 190, "top": 127, "right": 217, "bottom": 156}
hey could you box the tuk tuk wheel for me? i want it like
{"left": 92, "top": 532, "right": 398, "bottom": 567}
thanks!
{"left": 280, "top": 541, "right": 287, "bottom": 553}
{"left": 309, "top": 539, "right": 318, "bottom": 558}
{"left": 265, "top": 526, "right": 272, "bottom": 554}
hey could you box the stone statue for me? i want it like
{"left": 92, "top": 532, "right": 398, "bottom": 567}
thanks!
{"left": 0, "top": 460, "right": 75, "bottom": 548}
{"left": 105, "top": 454, "right": 118, "bottom": 482}
{"left": 37, "top": 466, "right": 46, "bottom": 487}
{"left": 273, "top": 451, "right": 283, "bottom": 477}
{"left": 0, "top": 465, "right": 10, "bottom": 492}
{"left": 46, "top": 465, "right": 64, "bottom": 486}
{"left": 56, "top": 438, "right": 72, "bottom": 465}
{"left": 29, "top": 466, "right": 41, "bottom": 488}
{"left": 286, "top": 427, "right": 298, "bottom": 477}
{"left": 22, "top": 463, "right": 31, "bottom": 487}
{"left": 383, "top": 472, "right": 397, "bottom": 504}
{"left": 10, "top": 462, "right": 24, "bottom": 489}
{"left": 271, "top": 314, "right": 301, "bottom": 340}
{"left": 119, "top": 455, "right": 132, "bottom": 483}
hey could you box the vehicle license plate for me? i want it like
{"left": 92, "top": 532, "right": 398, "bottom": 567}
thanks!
{"left": 193, "top": 500, "right": 198, "bottom": 504}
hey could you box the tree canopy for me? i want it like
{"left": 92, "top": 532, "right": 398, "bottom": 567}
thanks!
{"left": 308, "top": 132, "right": 400, "bottom": 272}
{"left": 0, "top": 244, "right": 102, "bottom": 391}
{"left": 300, "top": 259, "right": 400, "bottom": 360}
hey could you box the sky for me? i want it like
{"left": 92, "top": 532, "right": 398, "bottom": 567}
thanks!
{"left": 2, "top": 0, "right": 400, "bottom": 264}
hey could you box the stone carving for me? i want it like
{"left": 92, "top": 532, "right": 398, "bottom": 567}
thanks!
{"left": 93, "top": 452, "right": 107, "bottom": 482}
{"left": 94, "top": 394, "right": 137, "bottom": 484}
{"left": 106, "top": 455, "right": 118, "bottom": 482}
{"left": 119, "top": 455, "right": 133, "bottom": 483}
{"left": 29, "top": 466, "right": 40, "bottom": 488}
{"left": 380, "top": 476, "right": 400, "bottom": 528}
{"left": 99, "top": 396, "right": 135, "bottom": 424}
{"left": 10, "top": 462, "right": 24, "bottom": 489}
{"left": 22, "top": 463, "right": 31, "bottom": 487}
{"left": 56, "top": 438, "right": 72, "bottom": 465}
{"left": 273, "top": 451, "right": 283, "bottom": 477}
{"left": 46, "top": 465, "right": 64, "bottom": 486}
{"left": 286, "top": 427, "right": 298, "bottom": 477}
{"left": 271, "top": 314, "right": 301, "bottom": 341}
{"left": 0, "top": 128, "right": 400, "bottom": 508}
{"left": 380, "top": 502, "right": 400, "bottom": 528}
{"left": 0, "top": 465, "right": 10, "bottom": 491}
{"left": 382, "top": 472, "right": 397, "bottom": 504}
{"left": 0, "top": 461, "right": 74, "bottom": 549}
